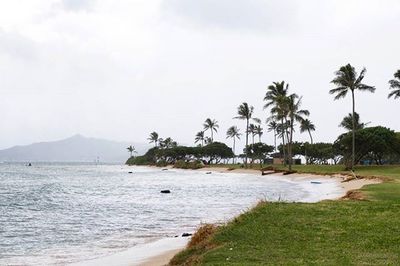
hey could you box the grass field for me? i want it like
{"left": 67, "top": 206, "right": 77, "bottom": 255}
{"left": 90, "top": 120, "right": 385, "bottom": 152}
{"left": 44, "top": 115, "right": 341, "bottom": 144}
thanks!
{"left": 170, "top": 165, "right": 400, "bottom": 265}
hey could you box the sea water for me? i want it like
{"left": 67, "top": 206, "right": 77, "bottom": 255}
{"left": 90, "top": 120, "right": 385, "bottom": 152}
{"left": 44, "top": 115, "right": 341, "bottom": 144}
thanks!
{"left": 0, "top": 163, "right": 343, "bottom": 265}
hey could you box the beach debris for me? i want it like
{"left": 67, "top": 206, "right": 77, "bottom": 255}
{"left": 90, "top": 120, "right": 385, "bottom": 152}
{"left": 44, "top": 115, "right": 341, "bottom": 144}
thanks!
{"left": 162, "top": 168, "right": 168, "bottom": 171}
{"left": 206, "top": 172, "right": 212, "bottom": 174}
{"left": 128, "top": 171, "right": 133, "bottom": 174}
{"left": 182, "top": 233, "right": 192, "bottom": 237}
{"left": 160, "top": 190, "right": 171, "bottom": 194}
{"left": 311, "top": 181, "right": 322, "bottom": 184}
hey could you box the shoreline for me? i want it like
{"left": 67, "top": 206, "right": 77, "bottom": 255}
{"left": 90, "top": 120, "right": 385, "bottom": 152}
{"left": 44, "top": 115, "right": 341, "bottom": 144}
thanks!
{"left": 140, "top": 166, "right": 381, "bottom": 265}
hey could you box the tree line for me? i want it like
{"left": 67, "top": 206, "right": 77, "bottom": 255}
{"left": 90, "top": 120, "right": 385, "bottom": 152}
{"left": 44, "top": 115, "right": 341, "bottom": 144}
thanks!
{"left": 127, "top": 66, "right": 400, "bottom": 169}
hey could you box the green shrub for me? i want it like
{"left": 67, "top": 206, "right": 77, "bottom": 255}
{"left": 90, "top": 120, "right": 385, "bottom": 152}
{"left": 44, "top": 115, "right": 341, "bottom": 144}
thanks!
{"left": 174, "top": 160, "right": 204, "bottom": 170}
{"left": 126, "top": 156, "right": 150, "bottom": 165}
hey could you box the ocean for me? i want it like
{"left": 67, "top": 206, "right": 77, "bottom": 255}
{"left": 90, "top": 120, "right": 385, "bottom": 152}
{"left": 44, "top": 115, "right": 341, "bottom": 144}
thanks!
{"left": 0, "top": 163, "right": 343, "bottom": 265}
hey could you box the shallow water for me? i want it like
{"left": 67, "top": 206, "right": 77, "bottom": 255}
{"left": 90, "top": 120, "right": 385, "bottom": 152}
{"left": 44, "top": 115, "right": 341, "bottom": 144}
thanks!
{"left": 0, "top": 163, "right": 342, "bottom": 265}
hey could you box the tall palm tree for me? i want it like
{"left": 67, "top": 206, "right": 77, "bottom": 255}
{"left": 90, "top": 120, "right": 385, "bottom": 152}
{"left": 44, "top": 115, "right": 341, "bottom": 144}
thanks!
{"left": 203, "top": 118, "right": 219, "bottom": 142}
{"left": 388, "top": 69, "right": 400, "bottom": 99}
{"left": 339, "top": 112, "right": 365, "bottom": 131}
{"left": 300, "top": 119, "right": 316, "bottom": 144}
{"left": 286, "top": 94, "right": 310, "bottom": 171}
{"left": 195, "top": 131, "right": 206, "bottom": 146}
{"left": 148, "top": 132, "right": 159, "bottom": 147}
{"left": 126, "top": 145, "right": 136, "bottom": 157}
{"left": 226, "top": 126, "right": 241, "bottom": 163}
{"left": 267, "top": 120, "right": 278, "bottom": 152}
{"left": 234, "top": 102, "right": 254, "bottom": 167}
{"left": 264, "top": 81, "right": 289, "bottom": 164}
{"left": 330, "top": 64, "right": 375, "bottom": 170}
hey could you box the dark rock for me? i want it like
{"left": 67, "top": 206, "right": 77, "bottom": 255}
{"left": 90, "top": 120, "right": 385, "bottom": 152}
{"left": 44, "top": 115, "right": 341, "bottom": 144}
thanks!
{"left": 162, "top": 169, "right": 169, "bottom": 171}
{"left": 182, "top": 233, "right": 192, "bottom": 237}
{"left": 206, "top": 172, "right": 212, "bottom": 174}
{"left": 128, "top": 171, "right": 133, "bottom": 174}
{"left": 161, "top": 190, "right": 171, "bottom": 194}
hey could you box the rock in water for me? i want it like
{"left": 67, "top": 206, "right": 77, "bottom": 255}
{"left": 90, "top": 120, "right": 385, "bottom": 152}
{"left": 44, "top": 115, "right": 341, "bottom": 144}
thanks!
{"left": 161, "top": 190, "right": 171, "bottom": 194}
{"left": 182, "top": 233, "right": 192, "bottom": 237}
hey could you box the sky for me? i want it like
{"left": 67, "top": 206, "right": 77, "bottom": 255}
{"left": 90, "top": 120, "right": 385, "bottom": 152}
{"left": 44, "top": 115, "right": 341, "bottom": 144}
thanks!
{"left": 1, "top": 0, "right": 399, "bottom": 151}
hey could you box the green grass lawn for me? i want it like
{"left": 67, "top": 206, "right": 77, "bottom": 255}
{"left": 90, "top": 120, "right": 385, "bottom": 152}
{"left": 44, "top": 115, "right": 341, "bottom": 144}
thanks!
{"left": 170, "top": 165, "right": 400, "bottom": 265}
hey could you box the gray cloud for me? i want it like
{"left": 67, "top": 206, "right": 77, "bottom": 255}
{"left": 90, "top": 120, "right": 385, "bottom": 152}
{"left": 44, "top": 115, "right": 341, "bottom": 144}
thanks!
{"left": 59, "top": 0, "right": 96, "bottom": 12}
{"left": 162, "top": 0, "right": 297, "bottom": 32}
{"left": 0, "top": 29, "right": 37, "bottom": 61}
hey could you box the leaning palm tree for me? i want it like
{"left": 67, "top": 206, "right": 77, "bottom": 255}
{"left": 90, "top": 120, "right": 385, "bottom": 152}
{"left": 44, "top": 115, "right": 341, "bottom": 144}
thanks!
{"left": 329, "top": 64, "right": 375, "bottom": 170}
{"left": 195, "top": 131, "right": 206, "bottom": 146}
{"left": 126, "top": 145, "right": 136, "bottom": 157}
{"left": 339, "top": 112, "right": 365, "bottom": 131}
{"left": 300, "top": 119, "right": 315, "bottom": 165}
{"left": 388, "top": 70, "right": 400, "bottom": 99}
{"left": 234, "top": 102, "right": 254, "bottom": 167}
{"left": 148, "top": 132, "right": 159, "bottom": 147}
{"left": 226, "top": 126, "right": 241, "bottom": 163}
{"left": 203, "top": 118, "right": 219, "bottom": 142}
{"left": 300, "top": 119, "right": 316, "bottom": 144}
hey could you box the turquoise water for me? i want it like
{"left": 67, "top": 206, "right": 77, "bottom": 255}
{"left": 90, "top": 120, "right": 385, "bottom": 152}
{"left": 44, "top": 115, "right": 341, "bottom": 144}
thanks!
{"left": 0, "top": 163, "right": 342, "bottom": 265}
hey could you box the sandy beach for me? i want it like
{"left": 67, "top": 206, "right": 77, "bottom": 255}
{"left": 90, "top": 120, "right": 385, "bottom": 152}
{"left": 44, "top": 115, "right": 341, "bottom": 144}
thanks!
{"left": 140, "top": 167, "right": 381, "bottom": 266}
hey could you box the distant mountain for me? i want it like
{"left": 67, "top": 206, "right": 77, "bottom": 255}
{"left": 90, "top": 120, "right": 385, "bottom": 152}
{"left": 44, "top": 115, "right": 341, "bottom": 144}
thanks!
{"left": 0, "top": 134, "right": 149, "bottom": 163}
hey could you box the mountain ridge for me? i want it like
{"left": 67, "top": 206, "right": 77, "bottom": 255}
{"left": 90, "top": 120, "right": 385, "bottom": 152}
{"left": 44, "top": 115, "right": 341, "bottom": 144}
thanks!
{"left": 0, "top": 135, "right": 148, "bottom": 163}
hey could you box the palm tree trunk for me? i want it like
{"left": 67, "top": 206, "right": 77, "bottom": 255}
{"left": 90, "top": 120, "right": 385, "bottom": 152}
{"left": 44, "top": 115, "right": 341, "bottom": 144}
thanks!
{"left": 351, "top": 89, "right": 356, "bottom": 171}
{"left": 245, "top": 119, "right": 249, "bottom": 168}
{"left": 281, "top": 119, "right": 287, "bottom": 166}
{"left": 288, "top": 119, "right": 294, "bottom": 171}
{"left": 233, "top": 138, "right": 236, "bottom": 164}
{"left": 274, "top": 129, "right": 277, "bottom": 152}
{"left": 308, "top": 129, "right": 314, "bottom": 144}
{"left": 211, "top": 130, "right": 214, "bottom": 142}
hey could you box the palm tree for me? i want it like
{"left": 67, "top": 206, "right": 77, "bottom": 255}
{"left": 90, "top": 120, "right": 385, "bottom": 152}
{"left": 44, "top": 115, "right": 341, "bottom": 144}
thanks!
{"left": 300, "top": 119, "right": 315, "bottom": 165}
{"left": 339, "top": 112, "right": 366, "bottom": 131}
{"left": 300, "top": 119, "right": 316, "bottom": 144}
{"left": 388, "top": 70, "right": 400, "bottom": 99}
{"left": 148, "top": 132, "right": 159, "bottom": 147}
{"left": 160, "top": 137, "right": 177, "bottom": 149}
{"left": 267, "top": 120, "right": 278, "bottom": 152}
{"left": 195, "top": 131, "right": 206, "bottom": 146}
{"left": 264, "top": 81, "right": 289, "bottom": 164}
{"left": 330, "top": 64, "right": 375, "bottom": 170}
{"left": 286, "top": 94, "right": 310, "bottom": 171}
{"left": 234, "top": 102, "right": 254, "bottom": 167}
{"left": 248, "top": 123, "right": 257, "bottom": 145}
{"left": 203, "top": 118, "right": 219, "bottom": 142}
{"left": 126, "top": 145, "right": 136, "bottom": 157}
{"left": 255, "top": 125, "right": 263, "bottom": 143}
{"left": 226, "top": 126, "right": 241, "bottom": 163}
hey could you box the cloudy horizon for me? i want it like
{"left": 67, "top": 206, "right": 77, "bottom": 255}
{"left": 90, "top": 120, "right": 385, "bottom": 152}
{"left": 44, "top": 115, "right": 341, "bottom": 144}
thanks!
{"left": 1, "top": 0, "right": 399, "bottom": 150}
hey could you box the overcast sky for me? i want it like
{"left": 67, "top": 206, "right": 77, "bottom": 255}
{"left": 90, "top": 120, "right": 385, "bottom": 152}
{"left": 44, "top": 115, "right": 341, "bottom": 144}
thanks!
{"left": 1, "top": 0, "right": 399, "bottom": 150}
